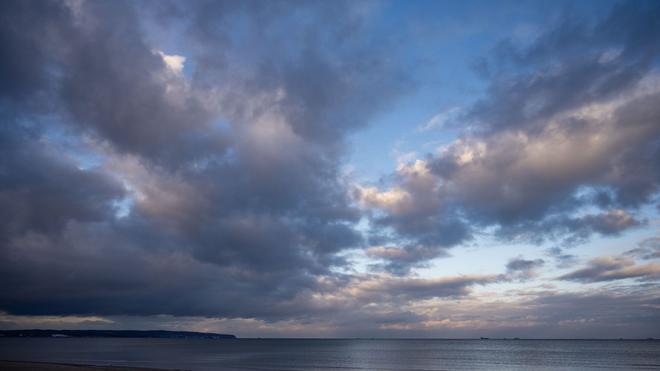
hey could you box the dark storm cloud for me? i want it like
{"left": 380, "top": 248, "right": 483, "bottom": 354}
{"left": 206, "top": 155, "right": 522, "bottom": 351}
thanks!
{"left": 0, "top": 0, "right": 72, "bottom": 102}
{"left": 0, "top": 125, "right": 125, "bottom": 242}
{"left": 363, "top": 0, "right": 660, "bottom": 272}
{"left": 0, "top": 0, "right": 407, "bottom": 319}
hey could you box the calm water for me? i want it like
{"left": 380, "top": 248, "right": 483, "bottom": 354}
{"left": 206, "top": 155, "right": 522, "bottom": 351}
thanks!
{"left": 0, "top": 338, "right": 658, "bottom": 370}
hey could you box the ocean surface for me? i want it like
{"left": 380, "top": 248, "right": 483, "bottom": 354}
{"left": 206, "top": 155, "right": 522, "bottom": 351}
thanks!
{"left": 0, "top": 338, "right": 658, "bottom": 370}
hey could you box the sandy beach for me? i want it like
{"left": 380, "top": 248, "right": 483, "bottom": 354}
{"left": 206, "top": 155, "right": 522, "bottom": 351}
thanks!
{"left": 0, "top": 361, "right": 175, "bottom": 371}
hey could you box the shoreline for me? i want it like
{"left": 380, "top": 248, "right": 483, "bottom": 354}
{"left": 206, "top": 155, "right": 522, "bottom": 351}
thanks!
{"left": 0, "top": 361, "right": 178, "bottom": 371}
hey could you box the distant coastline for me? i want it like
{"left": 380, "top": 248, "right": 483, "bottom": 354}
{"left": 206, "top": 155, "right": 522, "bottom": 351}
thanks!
{"left": 0, "top": 330, "right": 236, "bottom": 339}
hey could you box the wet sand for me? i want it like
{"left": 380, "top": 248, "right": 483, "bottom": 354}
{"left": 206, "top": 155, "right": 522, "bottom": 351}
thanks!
{"left": 0, "top": 361, "right": 177, "bottom": 371}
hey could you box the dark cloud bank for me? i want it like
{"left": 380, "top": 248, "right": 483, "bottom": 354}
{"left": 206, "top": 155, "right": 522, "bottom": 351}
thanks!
{"left": 0, "top": 0, "right": 659, "bottom": 337}
{"left": 0, "top": 0, "right": 395, "bottom": 319}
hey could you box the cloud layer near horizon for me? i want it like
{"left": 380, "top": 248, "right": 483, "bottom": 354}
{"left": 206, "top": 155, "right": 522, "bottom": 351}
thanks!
{"left": 0, "top": 0, "right": 659, "bottom": 338}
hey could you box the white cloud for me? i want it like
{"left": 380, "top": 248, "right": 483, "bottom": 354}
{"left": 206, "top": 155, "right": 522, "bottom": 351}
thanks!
{"left": 418, "top": 106, "right": 462, "bottom": 132}
{"left": 156, "top": 50, "right": 186, "bottom": 74}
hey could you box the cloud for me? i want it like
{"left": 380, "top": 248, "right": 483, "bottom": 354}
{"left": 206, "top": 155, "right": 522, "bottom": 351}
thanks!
{"left": 495, "top": 210, "right": 646, "bottom": 246}
{"left": 0, "top": 126, "right": 125, "bottom": 241}
{"left": 358, "top": 1, "right": 660, "bottom": 273}
{"left": 299, "top": 273, "right": 507, "bottom": 309}
{"left": 546, "top": 247, "right": 578, "bottom": 269}
{"left": 0, "top": 0, "right": 658, "bottom": 339}
{"left": 360, "top": 274, "right": 504, "bottom": 301}
{"left": 577, "top": 210, "right": 644, "bottom": 235}
{"left": 37, "top": 281, "right": 657, "bottom": 339}
{"left": 0, "top": 0, "right": 406, "bottom": 319}
{"left": 470, "top": 1, "right": 660, "bottom": 134}
{"left": 559, "top": 256, "right": 660, "bottom": 283}
{"left": 181, "top": 0, "right": 410, "bottom": 147}
{"left": 156, "top": 50, "right": 186, "bottom": 74}
{"left": 356, "top": 159, "right": 471, "bottom": 274}
{"left": 506, "top": 256, "right": 545, "bottom": 280}
{"left": 0, "top": 312, "right": 114, "bottom": 330}
{"left": 625, "top": 237, "right": 660, "bottom": 260}
{"left": 417, "top": 106, "right": 462, "bottom": 132}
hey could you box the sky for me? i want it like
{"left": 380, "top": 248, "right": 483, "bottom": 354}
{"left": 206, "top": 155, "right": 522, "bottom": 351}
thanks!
{"left": 0, "top": 0, "right": 659, "bottom": 338}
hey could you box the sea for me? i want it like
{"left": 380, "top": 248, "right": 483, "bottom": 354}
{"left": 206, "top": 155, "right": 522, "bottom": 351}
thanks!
{"left": 0, "top": 338, "right": 658, "bottom": 370}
